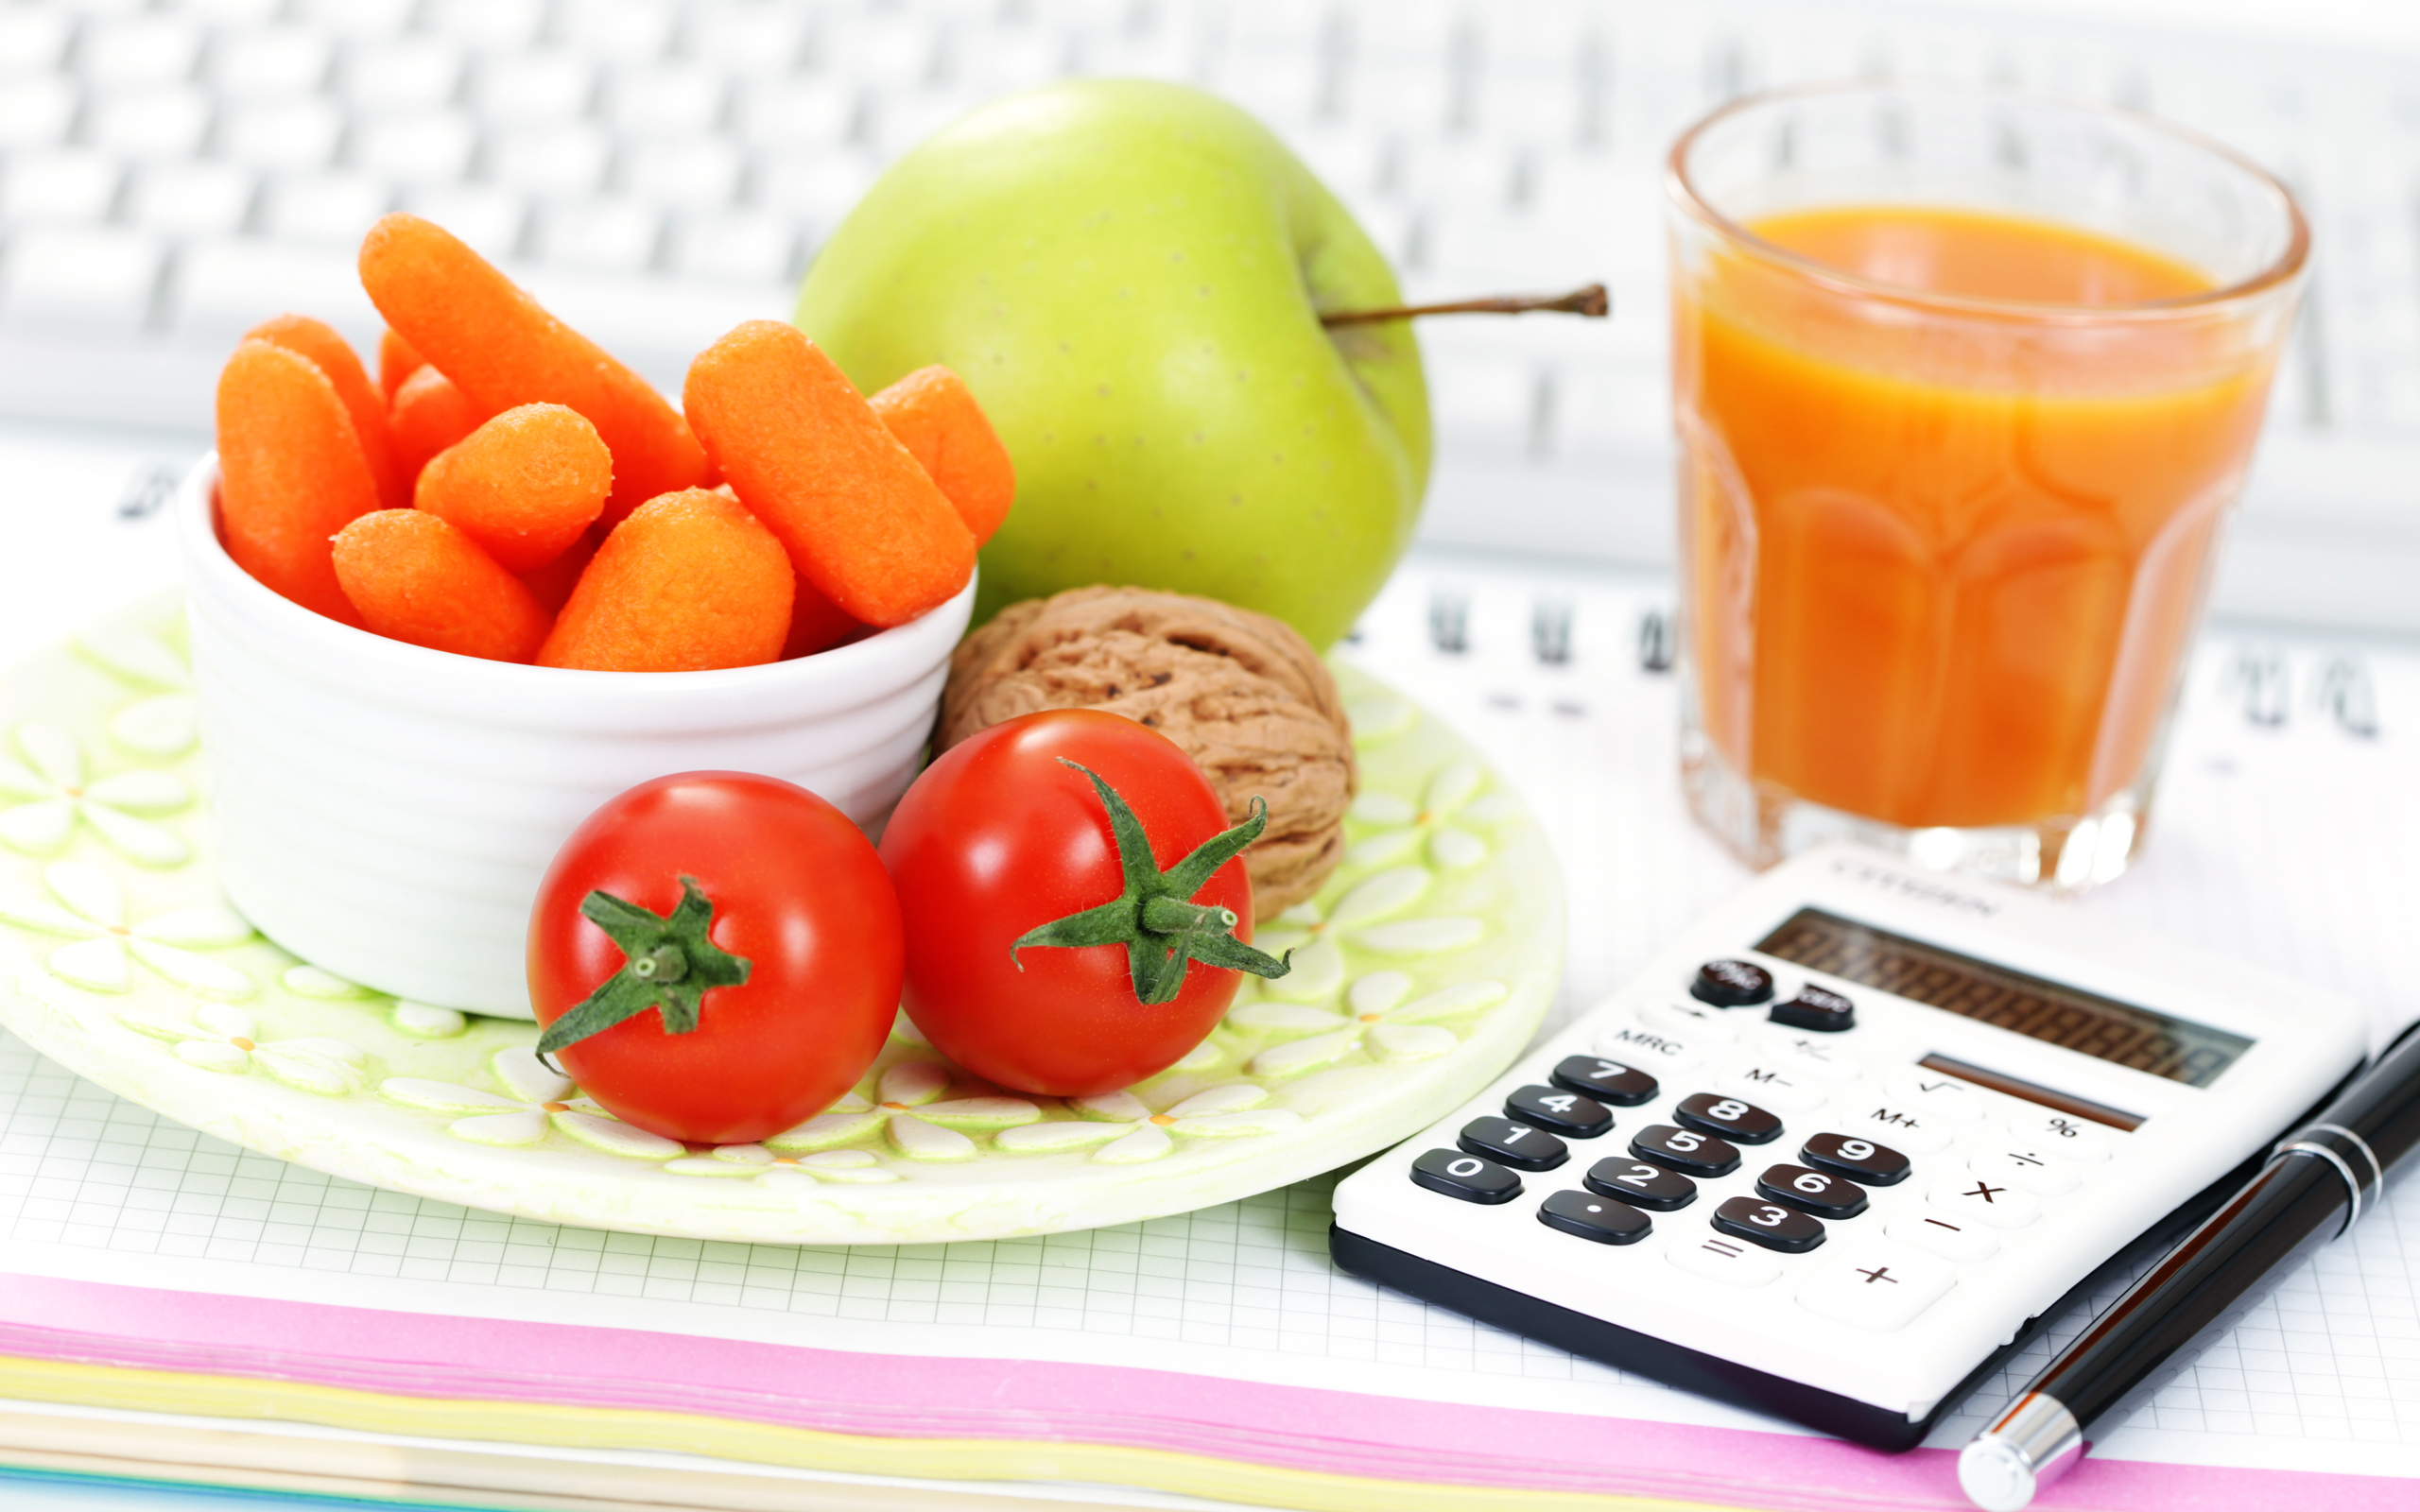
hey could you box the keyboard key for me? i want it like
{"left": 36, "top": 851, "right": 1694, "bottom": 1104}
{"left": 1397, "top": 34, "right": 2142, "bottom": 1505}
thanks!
{"left": 1712, "top": 1194, "right": 1826, "bottom": 1253}
{"left": 2006, "top": 1110, "right": 2115, "bottom": 1162}
{"left": 128, "top": 164, "right": 254, "bottom": 238}
{"left": 1549, "top": 1054, "right": 1657, "bottom": 1106}
{"left": 1504, "top": 1083, "right": 1612, "bottom": 1139}
{"left": 1631, "top": 1123, "right": 1739, "bottom": 1178}
{"left": 1715, "top": 1062, "right": 1825, "bottom": 1114}
{"left": 1591, "top": 1020, "right": 1704, "bottom": 1074}
{"left": 176, "top": 239, "right": 377, "bottom": 343}
{"left": 624, "top": 137, "right": 742, "bottom": 212}
{"left": 1458, "top": 1115, "right": 1567, "bottom": 1172}
{"left": 670, "top": 211, "right": 802, "bottom": 285}
{"left": 1757, "top": 1163, "right": 1870, "bottom": 1219}
{"left": 1583, "top": 1156, "right": 1698, "bottom": 1211}
{"left": 221, "top": 99, "right": 343, "bottom": 172}
{"left": 1538, "top": 1189, "right": 1653, "bottom": 1245}
{"left": 1691, "top": 957, "right": 1773, "bottom": 1006}
{"left": 0, "top": 228, "right": 162, "bottom": 340}
{"left": 1755, "top": 1027, "right": 1860, "bottom": 1082}
{"left": 0, "top": 152, "right": 123, "bottom": 225}
{"left": 1409, "top": 1148, "right": 1522, "bottom": 1205}
{"left": 213, "top": 28, "right": 334, "bottom": 98}
{"left": 266, "top": 174, "right": 394, "bottom": 249}
{"left": 1928, "top": 1176, "right": 2043, "bottom": 1230}
{"left": 1800, "top": 1132, "right": 1912, "bottom": 1186}
{"left": 491, "top": 123, "right": 612, "bottom": 195}
{"left": 1639, "top": 998, "right": 1741, "bottom": 1041}
{"left": 89, "top": 89, "right": 210, "bottom": 161}
{"left": 1769, "top": 984, "right": 1855, "bottom": 1032}
{"left": 477, "top": 52, "right": 596, "bottom": 125}
{"left": 340, "top": 38, "right": 464, "bottom": 112}
{"left": 1796, "top": 1244, "right": 1956, "bottom": 1332}
{"left": 1830, "top": 1102, "right": 1954, "bottom": 1155}
{"left": 399, "top": 187, "right": 527, "bottom": 264}
{"left": 0, "top": 77, "right": 75, "bottom": 150}
{"left": 534, "top": 198, "right": 662, "bottom": 275}
{"left": 1667, "top": 1231, "right": 1782, "bottom": 1288}
{"left": 1885, "top": 1069, "right": 1992, "bottom": 1123}
{"left": 1888, "top": 1211, "right": 1999, "bottom": 1263}
{"left": 1971, "top": 1146, "right": 2081, "bottom": 1195}
{"left": 84, "top": 16, "right": 202, "bottom": 90}
{"left": 1674, "top": 1091, "right": 1782, "bottom": 1144}
{"left": 606, "top": 66, "right": 727, "bottom": 138}
{"left": 355, "top": 112, "right": 477, "bottom": 184}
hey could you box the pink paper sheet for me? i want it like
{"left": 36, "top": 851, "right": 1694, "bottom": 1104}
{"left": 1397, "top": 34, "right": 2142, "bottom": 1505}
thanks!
{"left": 2, "top": 1273, "right": 2408, "bottom": 1511}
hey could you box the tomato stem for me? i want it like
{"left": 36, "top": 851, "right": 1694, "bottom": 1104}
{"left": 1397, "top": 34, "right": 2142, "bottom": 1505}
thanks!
{"left": 1011, "top": 761, "right": 1292, "bottom": 1006}
{"left": 536, "top": 877, "right": 752, "bottom": 1057}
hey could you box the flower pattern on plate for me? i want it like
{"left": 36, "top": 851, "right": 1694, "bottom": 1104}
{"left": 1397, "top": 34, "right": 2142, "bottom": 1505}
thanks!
{"left": 990, "top": 1083, "right": 1304, "bottom": 1164}
{"left": 380, "top": 1046, "right": 683, "bottom": 1157}
{"left": 0, "top": 724, "right": 192, "bottom": 866}
{"left": 0, "top": 861, "right": 252, "bottom": 997}
{"left": 1242, "top": 970, "right": 1507, "bottom": 1078}
{"left": 119, "top": 1002, "right": 368, "bottom": 1094}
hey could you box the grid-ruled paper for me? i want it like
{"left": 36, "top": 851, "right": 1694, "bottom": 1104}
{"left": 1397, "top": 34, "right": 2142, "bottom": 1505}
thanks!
{"left": 3, "top": 554, "right": 2416, "bottom": 1477}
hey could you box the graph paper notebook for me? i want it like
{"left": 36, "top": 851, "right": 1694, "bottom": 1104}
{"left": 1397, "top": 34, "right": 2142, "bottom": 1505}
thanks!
{"left": 0, "top": 441, "right": 2413, "bottom": 1509}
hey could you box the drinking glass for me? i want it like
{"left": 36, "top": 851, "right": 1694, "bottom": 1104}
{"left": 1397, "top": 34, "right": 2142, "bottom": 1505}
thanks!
{"left": 1666, "top": 82, "right": 2307, "bottom": 889}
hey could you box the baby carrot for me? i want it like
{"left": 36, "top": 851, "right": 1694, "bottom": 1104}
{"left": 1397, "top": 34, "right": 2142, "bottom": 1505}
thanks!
{"left": 358, "top": 215, "right": 711, "bottom": 520}
{"left": 215, "top": 339, "right": 382, "bottom": 627}
{"left": 415, "top": 403, "right": 612, "bottom": 574}
{"left": 869, "top": 365, "right": 1015, "bottom": 546}
{"left": 245, "top": 314, "right": 407, "bottom": 509}
{"left": 518, "top": 524, "right": 601, "bottom": 614}
{"left": 377, "top": 327, "right": 424, "bottom": 402}
{"left": 538, "top": 489, "right": 792, "bottom": 672}
{"left": 332, "top": 510, "right": 552, "bottom": 663}
{"left": 783, "top": 571, "right": 864, "bottom": 659}
{"left": 389, "top": 363, "right": 480, "bottom": 485}
{"left": 683, "top": 321, "right": 974, "bottom": 627}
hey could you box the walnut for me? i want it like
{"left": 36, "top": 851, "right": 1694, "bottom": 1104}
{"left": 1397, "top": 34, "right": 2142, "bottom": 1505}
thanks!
{"left": 938, "top": 586, "right": 1357, "bottom": 919}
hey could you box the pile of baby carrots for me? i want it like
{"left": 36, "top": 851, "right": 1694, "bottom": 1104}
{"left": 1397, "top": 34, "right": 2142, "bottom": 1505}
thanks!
{"left": 215, "top": 214, "right": 1013, "bottom": 672}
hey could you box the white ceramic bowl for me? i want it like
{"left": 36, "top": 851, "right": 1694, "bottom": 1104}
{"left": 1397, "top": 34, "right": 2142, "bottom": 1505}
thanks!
{"left": 178, "top": 455, "right": 974, "bottom": 1019}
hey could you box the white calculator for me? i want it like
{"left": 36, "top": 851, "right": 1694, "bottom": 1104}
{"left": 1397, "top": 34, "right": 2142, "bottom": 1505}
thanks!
{"left": 1329, "top": 845, "right": 2366, "bottom": 1448}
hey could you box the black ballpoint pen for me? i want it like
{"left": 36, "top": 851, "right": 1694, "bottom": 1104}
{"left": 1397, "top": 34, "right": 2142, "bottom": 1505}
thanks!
{"left": 1959, "top": 1025, "right": 2420, "bottom": 1510}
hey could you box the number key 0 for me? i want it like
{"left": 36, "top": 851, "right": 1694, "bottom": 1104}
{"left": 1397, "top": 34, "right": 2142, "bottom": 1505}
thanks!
{"left": 1630, "top": 1123, "right": 1741, "bottom": 1178}
{"left": 1409, "top": 1148, "right": 1523, "bottom": 1205}
{"left": 1505, "top": 1084, "right": 1614, "bottom": 1139}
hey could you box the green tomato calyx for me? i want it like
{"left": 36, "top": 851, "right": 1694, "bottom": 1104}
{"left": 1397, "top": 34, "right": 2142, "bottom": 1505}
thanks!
{"left": 537, "top": 877, "right": 753, "bottom": 1058}
{"left": 1011, "top": 760, "right": 1292, "bottom": 1006}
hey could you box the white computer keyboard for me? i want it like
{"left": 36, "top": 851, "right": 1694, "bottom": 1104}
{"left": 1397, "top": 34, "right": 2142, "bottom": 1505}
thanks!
{"left": 0, "top": 0, "right": 2415, "bottom": 629}
{"left": 1330, "top": 844, "right": 2366, "bottom": 1448}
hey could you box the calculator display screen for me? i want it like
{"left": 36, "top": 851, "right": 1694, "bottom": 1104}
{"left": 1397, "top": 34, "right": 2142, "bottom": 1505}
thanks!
{"left": 1754, "top": 909, "right": 2252, "bottom": 1088}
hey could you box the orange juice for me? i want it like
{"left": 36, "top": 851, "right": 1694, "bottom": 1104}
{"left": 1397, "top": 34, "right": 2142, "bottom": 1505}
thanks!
{"left": 1675, "top": 205, "right": 2282, "bottom": 832}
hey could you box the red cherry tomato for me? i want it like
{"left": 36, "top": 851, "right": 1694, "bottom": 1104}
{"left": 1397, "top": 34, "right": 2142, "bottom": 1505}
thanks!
{"left": 879, "top": 709, "right": 1263, "bottom": 1097}
{"left": 527, "top": 771, "right": 901, "bottom": 1145}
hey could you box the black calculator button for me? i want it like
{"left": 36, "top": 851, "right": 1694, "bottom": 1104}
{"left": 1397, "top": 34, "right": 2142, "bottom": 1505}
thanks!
{"left": 1801, "top": 1132, "right": 1913, "bottom": 1186}
{"left": 1755, "top": 1163, "right": 1870, "bottom": 1219}
{"left": 1410, "top": 1148, "right": 1523, "bottom": 1204}
{"left": 1584, "top": 1157, "right": 1698, "bottom": 1211}
{"left": 1458, "top": 1116, "right": 1568, "bottom": 1172}
{"left": 1550, "top": 1054, "right": 1658, "bottom": 1107}
{"left": 1505, "top": 1084, "right": 1613, "bottom": 1139}
{"left": 1674, "top": 1091, "right": 1783, "bottom": 1145}
{"left": 1630, "top": 1123, "right": 1741, "bottom": 1178}
{"left": 1769, "top": 985, "right": 1856, "bottom": 1033}
{"left": 1538, "top": 1190, "right": 1653, "bottom": 1246}
{"left": 1712, "top": 1195, "right": 1826, "bottom": 1253}
{"left": 1691, "top": 958, "right": 1774, "bottom": 1007}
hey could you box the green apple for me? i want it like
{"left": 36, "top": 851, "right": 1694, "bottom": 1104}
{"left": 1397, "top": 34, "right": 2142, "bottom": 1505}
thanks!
{"left": 794, "top": 79, "right": 1429, "bottom": 649}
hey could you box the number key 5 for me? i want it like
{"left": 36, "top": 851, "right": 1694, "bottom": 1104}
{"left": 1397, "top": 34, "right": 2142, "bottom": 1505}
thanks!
{"left": 1630, "top": 1123, "right": 1741, "bottom": 1178}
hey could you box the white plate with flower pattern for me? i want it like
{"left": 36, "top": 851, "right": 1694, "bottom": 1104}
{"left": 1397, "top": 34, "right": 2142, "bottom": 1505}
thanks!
{"left": 0, "top": 593, "right": 1563, "bottom": 1246}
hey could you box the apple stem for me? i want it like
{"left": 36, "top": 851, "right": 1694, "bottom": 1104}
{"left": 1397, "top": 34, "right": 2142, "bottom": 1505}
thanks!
{"left": 1319, "top": 283, "right": 1610, "bottom": 327}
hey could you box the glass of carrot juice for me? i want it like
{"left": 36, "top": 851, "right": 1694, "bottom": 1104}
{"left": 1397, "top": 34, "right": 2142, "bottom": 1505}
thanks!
{"left": 1667, "top": 82, "right": 2308, "bottom": 889}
